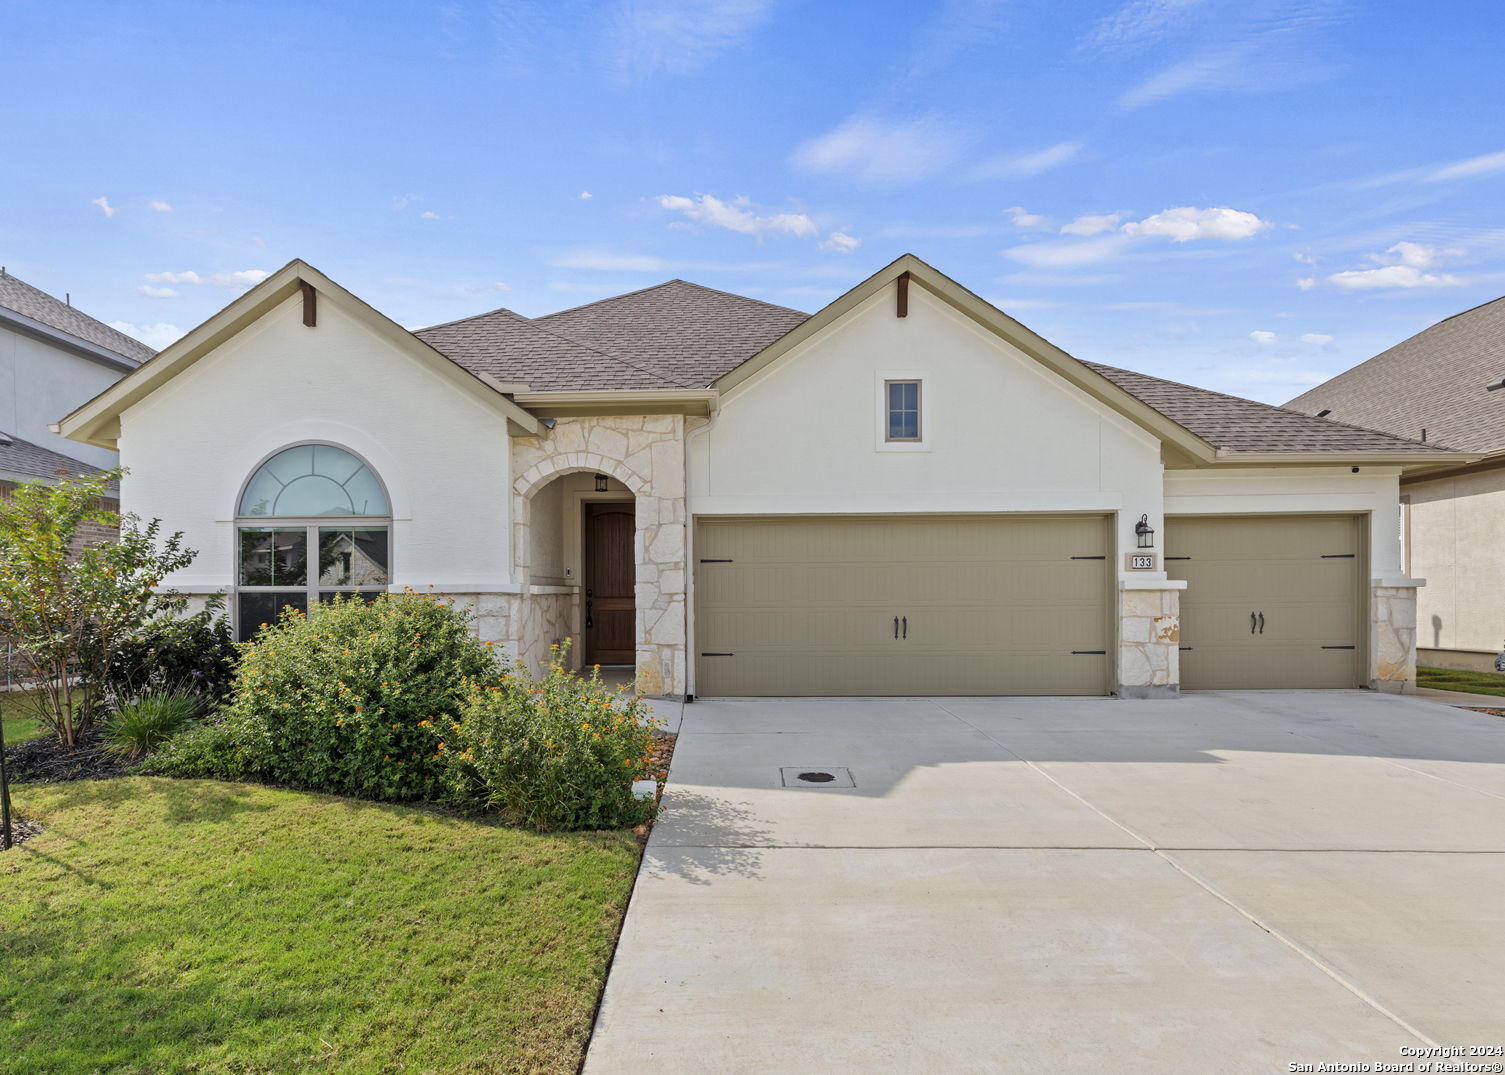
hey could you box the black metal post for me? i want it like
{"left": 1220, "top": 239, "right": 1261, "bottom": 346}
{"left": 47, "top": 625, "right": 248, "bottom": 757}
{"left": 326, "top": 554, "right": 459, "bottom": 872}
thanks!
{"left": 0, "top": 693, "right": 12, "bottom": 851}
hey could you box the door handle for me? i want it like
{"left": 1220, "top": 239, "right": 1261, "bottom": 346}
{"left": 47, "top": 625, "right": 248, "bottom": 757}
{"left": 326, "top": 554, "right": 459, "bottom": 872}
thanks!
{"left": 902, "top": 616, "right": 908, "bottom": 640}
{"left": 585, "top": 588, "right": 594, "bottom": 630}
{"left": 1258, "top": 612, "right": 1265, "bottom": 634}
{"left": 894, "top": 616, "right": 899, "bottom": 640}
{"left": 1251, "top": 612, "right": 1257, "bottom": 635}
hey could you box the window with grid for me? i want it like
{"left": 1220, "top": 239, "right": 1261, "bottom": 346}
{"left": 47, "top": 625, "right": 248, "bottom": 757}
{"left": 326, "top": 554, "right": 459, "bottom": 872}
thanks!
{"left": 885, "top": 379, "right": 922, "bottom": 442}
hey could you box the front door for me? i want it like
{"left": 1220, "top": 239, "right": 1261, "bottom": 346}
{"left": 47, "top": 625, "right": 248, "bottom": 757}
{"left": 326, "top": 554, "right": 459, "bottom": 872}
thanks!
{"left": 584, "top": 502, "right": 635, "bottom": 665}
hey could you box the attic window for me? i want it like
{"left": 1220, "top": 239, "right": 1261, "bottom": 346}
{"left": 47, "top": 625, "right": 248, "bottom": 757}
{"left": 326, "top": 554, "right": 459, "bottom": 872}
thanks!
{"left": 885, "top": 380, "right": 922, "bottom": 442}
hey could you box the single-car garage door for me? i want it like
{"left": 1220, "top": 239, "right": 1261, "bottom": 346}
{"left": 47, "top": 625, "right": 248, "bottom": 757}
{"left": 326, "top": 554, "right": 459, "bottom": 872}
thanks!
{"left": 1167, "top": 515, "right": 1364, "bottom": 690}
{"left": 693, "top": 515, "right": 1110, "bottom": 697}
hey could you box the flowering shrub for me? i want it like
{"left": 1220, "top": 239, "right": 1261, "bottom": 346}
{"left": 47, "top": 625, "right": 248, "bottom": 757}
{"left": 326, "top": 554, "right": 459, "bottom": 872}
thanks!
{"left": 440, "top": 642, "right": 658, "bottom": 830}
{"left": 154, "top": 591, "right": 495, "bottom": 800}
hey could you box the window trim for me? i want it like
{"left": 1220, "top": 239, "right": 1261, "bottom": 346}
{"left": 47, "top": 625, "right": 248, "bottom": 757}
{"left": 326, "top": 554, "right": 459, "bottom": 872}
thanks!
{"left": 232, "top": 442, "right": 394, "bottom": 639}
{"left": 875, "top": 371, "right": 929, "bottom": 452}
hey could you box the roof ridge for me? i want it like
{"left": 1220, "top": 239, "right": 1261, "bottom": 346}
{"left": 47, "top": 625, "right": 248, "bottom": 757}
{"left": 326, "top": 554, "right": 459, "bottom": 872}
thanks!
{"left": 0, "top": 270, "right": 155, "bottom": 361}
{"left": 533, "top": 279, "right": 687, "bottom": 321}
{"left": 415, "top": 304, "right": 529, "bottom": 334}
{"left": 1086, "top": 360, "right": 1446, "bottom": 452}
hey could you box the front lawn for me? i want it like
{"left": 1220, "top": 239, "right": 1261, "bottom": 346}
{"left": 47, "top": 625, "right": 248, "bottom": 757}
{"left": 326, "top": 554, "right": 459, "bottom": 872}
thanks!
{"left": 1, "top": 778, "right": 642, "bottom": 1073}
{"left": 1416, "top": 664, "right": 1505, "bottom": 697}
{"left": 1, "top": 687, "right": 60, "bottom": 744}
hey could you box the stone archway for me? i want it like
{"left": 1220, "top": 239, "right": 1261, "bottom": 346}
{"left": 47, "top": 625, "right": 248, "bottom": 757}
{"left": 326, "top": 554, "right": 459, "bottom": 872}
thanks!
{"left": 509, "top": 416, "right": 688, "bottom": 698}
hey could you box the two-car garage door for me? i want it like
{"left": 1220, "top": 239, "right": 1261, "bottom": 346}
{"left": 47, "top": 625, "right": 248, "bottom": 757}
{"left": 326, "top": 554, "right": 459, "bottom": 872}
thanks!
{"left": 693, "top": 515, "right": 1111, "bottom": 696}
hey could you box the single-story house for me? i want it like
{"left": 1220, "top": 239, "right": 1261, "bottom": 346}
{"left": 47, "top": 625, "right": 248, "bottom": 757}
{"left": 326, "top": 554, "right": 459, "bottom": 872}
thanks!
{"left": 57, "top": 255, "right": 1471, "bottom": 699}
{"left": 1287, "top": 295, "right": 1505, "bottom": 670}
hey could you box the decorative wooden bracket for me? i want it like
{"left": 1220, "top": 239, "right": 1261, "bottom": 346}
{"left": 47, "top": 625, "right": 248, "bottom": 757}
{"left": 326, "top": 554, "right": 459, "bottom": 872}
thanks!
{"left": 896, "top": 271, "right": 910, "bottom": 318}
{"left": 299, "top": 281, "right": 317, "bottom": 327}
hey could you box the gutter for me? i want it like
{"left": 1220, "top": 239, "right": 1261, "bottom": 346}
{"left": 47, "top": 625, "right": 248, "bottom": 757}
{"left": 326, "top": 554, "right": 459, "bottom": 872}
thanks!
{"left": 510, "top": 389, "right": 719, "bottom": 418}
{"left": 0, "top": 307, "right": 143, "bottom": 373}
{"left": 1210, "top": 449, "right": 1481, "bottom": 471}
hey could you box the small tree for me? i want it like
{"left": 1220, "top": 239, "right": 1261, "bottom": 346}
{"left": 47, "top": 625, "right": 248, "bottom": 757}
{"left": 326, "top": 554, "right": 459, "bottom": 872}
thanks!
{"left": 0, "top": 469, "right": 196, "bottom": 745}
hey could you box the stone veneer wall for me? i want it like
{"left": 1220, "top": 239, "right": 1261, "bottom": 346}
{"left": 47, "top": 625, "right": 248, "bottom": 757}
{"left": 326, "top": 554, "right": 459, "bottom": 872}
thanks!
{"left": 509, "top": 415, "right": 688, "bottom": 698}
{"left": 1118, "top": 587, "right": 1181, "bottom": 698}
{"left": 1370, "top": 584, "right": 1419, "bottom": 693}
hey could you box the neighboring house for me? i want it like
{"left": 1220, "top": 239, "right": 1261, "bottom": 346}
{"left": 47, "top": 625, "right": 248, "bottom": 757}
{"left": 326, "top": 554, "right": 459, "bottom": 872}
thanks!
{"left": 59, "top": 255, "right": 1468, "bottom": 699}
{"left": 0, "top": 268, "right": 152, "bottom": 505}
{"left": 1287, "top": 296, "right": 1505, "bottom": 671}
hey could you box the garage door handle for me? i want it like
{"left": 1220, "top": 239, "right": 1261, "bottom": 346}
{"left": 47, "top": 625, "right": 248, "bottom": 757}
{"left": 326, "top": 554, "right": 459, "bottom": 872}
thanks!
{"left": 894, "top": 616, "right": 899, "bottom": 640}
{"left": 902, "top": 616, "right": 907, "bottom": 640}
{"left": 1251, "top": 612, "right": 1257, "bottom": 635}
{"left": 1258, "top": 612, "right": 1265, "bottom": 634}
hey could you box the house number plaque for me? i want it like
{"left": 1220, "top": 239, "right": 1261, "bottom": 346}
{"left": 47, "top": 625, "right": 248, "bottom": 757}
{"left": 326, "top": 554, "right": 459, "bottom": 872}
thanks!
{"left": 1125, "top": 553, "right": 1158, "bottom": 571}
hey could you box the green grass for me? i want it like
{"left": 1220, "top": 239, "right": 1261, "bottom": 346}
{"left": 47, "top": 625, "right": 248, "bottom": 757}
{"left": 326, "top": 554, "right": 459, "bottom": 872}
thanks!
{"left": 1416, "top": 665, "right": 1505, "bottom": 698}
{"left": 2, "top": 778, "right": 643, "bottom": 1073}
{"left": 0, "top": 688, "right": 54, "bottom": 744}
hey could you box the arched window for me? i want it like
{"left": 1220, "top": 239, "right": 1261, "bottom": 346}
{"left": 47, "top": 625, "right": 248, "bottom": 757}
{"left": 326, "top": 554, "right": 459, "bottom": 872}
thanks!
{"left": 234, "top": 443, "right": 391, "bottom": 639}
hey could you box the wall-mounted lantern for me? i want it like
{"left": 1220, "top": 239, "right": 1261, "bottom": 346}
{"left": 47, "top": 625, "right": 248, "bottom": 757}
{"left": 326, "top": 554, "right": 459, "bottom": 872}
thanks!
{"left": 1135, "top": 514, "right": 1156, "bottom": 549}
{"left": 595, "top": 474, "right": 609, "bottom": 492}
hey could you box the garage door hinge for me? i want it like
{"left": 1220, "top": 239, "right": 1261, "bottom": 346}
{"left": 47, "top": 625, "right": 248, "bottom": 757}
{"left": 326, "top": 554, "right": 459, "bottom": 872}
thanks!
{"left": 1320, "top": 645, "right": 1356, "bottom": 650}
{"left": 698, "top": 558, "right": 733, "bottom": 563}
{"left": 1320, "top": 554, "right": 1356, "bottom": 559}
{"left": 1070, "top": 555, "right": 1106, "bottom": 560}
{"left": 1071, "top": 650, "right": 1107, "bottom": 655}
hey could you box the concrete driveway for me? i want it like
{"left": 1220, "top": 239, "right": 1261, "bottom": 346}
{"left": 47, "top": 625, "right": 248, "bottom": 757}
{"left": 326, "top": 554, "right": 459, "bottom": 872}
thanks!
{"left": 587, "top": 692, "right": 1505, "bottom": 1073}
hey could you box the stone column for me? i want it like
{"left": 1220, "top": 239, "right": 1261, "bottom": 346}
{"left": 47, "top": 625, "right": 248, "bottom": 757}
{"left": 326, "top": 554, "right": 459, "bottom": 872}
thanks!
{"left": 1117, "top": 584, "right": 1183, "bottom": 699}
{"left": 1370, "top": 582, "right": 1420, "bottom": 693}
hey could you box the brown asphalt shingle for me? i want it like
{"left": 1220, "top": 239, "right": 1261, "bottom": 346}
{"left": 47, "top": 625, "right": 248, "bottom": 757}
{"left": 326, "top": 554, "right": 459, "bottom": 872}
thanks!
{"left": 1085, "top": 361, "right": 1448, "bottom": 454}
{"left": 0, "top": 270, "right": 154, "bottom": 364}
{"left": 0, "top": 430, "right": 104, "bottom": 483}
{"left": 1285, "top": 296, "right": 1505, "bottom": 453}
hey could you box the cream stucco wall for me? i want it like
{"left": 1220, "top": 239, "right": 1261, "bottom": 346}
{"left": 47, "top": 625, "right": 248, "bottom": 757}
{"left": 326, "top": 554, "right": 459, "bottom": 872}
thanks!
{"left": 118, "top": 292, "right": 515, "bottom": 594}
{"left": 1405, "top": 466, "right": 1505, "bottom": 655}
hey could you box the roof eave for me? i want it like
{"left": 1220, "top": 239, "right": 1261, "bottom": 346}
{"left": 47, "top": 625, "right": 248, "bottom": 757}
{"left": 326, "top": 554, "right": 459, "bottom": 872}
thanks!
{"left": 1209, "top": 449, "right": 1481, "bottom": 470}
{"left": 511, "top": 389, "right": 719, "bottom": 418}
{"left": 0, "top": 306, "right": 143, "bottom": 373}
{"left": 716, "top": 253, "right": 1221, "bottom": 465}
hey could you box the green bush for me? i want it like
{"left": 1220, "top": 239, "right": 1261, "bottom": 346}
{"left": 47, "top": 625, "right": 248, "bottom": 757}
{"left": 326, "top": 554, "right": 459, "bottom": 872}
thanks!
{"left": 102, "top": 600, "right": 238, "bottom": 708}
{"left": 154, "top": 591, "right": 496, "bottom": 800}
{"left": 440, "top": 643, "right": 659, "bottom": 830}
{"left": 103, "top": 692, "right": 200, "bottom": 760}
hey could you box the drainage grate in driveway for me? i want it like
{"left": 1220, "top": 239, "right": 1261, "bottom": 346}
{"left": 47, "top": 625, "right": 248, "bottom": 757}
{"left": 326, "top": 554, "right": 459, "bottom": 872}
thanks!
{"left": 779, "top": 766, "right": 855, "bottom": 788}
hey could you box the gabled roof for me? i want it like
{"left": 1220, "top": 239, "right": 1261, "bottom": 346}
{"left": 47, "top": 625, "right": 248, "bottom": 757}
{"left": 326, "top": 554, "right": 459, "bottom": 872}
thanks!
{"left": 1087, "top": 362, "right": 1449, "bottom": 455}
{"left": 0, "top": 269, "right": 154, "bottom": 365}
{"left": 58, "top": 260, "right": 539, "bottom": 450}
{"left": 415, "top": 305, "right": 691, "bottom": 390}
{"left": 0, "top": 429, "right": 105, "bottom": 487}
{"left": 1285, "top": 295, "right": 1505, "bottom": 453}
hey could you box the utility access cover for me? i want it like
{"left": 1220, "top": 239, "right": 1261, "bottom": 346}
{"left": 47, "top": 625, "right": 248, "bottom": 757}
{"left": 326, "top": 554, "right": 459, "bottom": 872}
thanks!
{"left": 780, "top": 767, "right": 855, "bottom": 789}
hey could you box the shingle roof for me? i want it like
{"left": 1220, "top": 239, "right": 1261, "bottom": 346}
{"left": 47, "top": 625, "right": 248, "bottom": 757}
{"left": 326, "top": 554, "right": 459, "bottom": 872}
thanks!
{"left": 1285, "top": 296, "right": 1505, "bottom": 453}
{"left": 414, "top": 272, "right": 1448, "bottom": 457}
{"left": 0, "top": 270, "right": 154, "bottom": 364}
{"left": 0, "top": 430, "right": 104, "bottom": 484}
{"left": 1085, "top": 361, "right": 1449, "bottom": 455}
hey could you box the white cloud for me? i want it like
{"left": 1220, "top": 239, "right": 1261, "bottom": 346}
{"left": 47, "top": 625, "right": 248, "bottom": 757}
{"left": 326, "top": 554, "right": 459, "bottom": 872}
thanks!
{"left": 1296, "top": 276, "right": 1317, "bottom": 290}
{"left": 149, "top": 200, "right": 172, "bottom": 212}
{"left": 136, "top": 285, "right": 178, "bottom": 299}
{"left": 1002, "top": 234, "right": 1133, "bottom": 268}
{"left": 393, "top": 193, "right": 422, "bottom": 210}
{"left": 968, "top": 141, "right": 1081, "bottom": 180}
{"left": 1085, "top": 0, "right": 1207, "bottom": 51}
{"left": 549, "top": 250, "right": 675, "bottom": 272}
{"left": 144, "top": 268, "right": 267, "bottom": 290}
{"left": 791, "top": 115, "right": 971, "bottom": 187}
{"left": 1061, "top": 212, "right": 1122, "bottom": 237}
{"left": 420, "top": 210, "right": 442, "bottom": 220}
{"left": 1121, "top": 206, "right": 1270, "bottom": 242}
{"left": 1366, "top": 149, "right": 1505, "bottom": 188}
{"left": 1293, "top": 251, "right": 1317, "bottom": 264}
{"left": 1300, "top": 333, "right": 1333, "bottom": 344}
{"left": 144, "top": 271, "right": 202, "bottom": 284}
{"left": 656, "top": 193, "right": 816, "bottom": 238}
{"left": 1328, "top": 265, "right": 1465, "bottom": 291}
{"left": 108, "top": 321, "right": 183, "bottom": 349}
{"left": 607, "top": 0, "right": 777, "bottom": 80}
{"left": 580, "top": 191, "right": 593, "bottom": 199}
{"left": 1249, "top": 330, "right": 1278, "bottom": 344}
{"left": 818, "top": 231, "right": 861, "bottom": 253}
{"left": 1325, "top": 243, "right": 1468, "bottom": 290}
{"left": 1005, "top": 206, "right": 1051, "bottom": 229}
{"left": 91, "top": 196, "right": 116, "bottom": 218}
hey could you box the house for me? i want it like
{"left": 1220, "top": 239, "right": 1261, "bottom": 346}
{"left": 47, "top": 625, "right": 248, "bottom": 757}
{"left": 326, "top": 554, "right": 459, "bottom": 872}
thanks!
{"left": 1, "top": 268, "right": 151, "bottom": 502}
{"left": 1287, "top": 296, "right": 1505, "bottom": 671}
{"left": 57, "top": 255, "right": 1469, "bottom": 699}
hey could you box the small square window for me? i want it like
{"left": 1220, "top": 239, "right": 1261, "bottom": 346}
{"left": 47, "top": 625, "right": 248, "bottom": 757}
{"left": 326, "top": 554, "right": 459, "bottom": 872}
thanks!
{"left": 885, "top": 380, "right": 922, "bottom": 442}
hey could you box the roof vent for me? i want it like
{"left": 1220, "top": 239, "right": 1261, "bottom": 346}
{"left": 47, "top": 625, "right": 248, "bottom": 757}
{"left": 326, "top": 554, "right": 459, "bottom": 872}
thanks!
{"left": 1316, "top": 409, "right": 1331, "bottom": 417}
{"left": 0, "top": 429, "right": 13, "bottom": 445}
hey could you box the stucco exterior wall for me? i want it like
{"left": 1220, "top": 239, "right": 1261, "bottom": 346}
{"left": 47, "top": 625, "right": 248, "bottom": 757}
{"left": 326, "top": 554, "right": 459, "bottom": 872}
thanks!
{"left": 0, "top": 322, "right": 128, "bottom": 471}
{"left": 1404, "top": 466, "right": 1505, "bottom": 656}
{"left": 117, "top": 292, "right": 515, "bottom": 594}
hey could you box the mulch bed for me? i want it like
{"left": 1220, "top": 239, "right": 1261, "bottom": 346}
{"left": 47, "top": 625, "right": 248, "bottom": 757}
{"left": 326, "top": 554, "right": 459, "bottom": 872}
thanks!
{"left": 1, "top": 815, "right": 43, "bottom": 851}
{"left": 1463, "top": 708, "right": 1505, "bottom": 719}
{"left": 3, "top": 734, "right": 130, "bottom": 784}
{"left": 648, "top": 732, "right": 676, "bottom": 788}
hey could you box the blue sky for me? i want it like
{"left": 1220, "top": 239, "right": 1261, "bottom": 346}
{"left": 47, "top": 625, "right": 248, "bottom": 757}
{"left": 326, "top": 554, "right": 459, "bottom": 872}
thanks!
{"left": 3, "top": 0, "right": 1504, "bottom": 402}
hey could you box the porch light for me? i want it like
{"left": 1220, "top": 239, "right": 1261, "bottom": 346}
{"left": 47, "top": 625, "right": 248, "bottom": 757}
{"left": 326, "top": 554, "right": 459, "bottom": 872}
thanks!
{"left": 1135, "top": 514, "right": 1155, "bottom": 549}
{"left": 595, "top": 474, "right": 609, "bottom": 492}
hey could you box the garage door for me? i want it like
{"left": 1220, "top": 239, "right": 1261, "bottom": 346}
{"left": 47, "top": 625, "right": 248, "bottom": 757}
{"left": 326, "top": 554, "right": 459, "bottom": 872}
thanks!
{"left": 693, "top": 515, "right": 1110, "bottom": 697}
{"left": 1167, "top": 515, "right": 1363, "bottom": 690}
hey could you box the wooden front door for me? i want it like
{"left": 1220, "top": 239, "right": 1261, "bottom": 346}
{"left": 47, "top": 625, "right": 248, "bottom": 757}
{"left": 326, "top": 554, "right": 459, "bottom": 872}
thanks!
{"left": 584, "top": 503, "right": 635, "bottom": 665}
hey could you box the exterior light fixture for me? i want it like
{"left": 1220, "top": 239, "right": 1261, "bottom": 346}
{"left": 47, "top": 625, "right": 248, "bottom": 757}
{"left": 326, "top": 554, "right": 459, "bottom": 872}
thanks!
{"left": 595, "top": 474, "right": 609, "bottom": 492}
{"left": 1135, "top": 514, "right": 1155, "bottom": 549}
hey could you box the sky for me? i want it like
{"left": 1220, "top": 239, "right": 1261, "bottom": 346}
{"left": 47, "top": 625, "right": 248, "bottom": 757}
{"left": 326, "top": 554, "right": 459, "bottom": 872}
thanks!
{"left": 3, "top": 0, "right": 1504, "bottom": 403}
